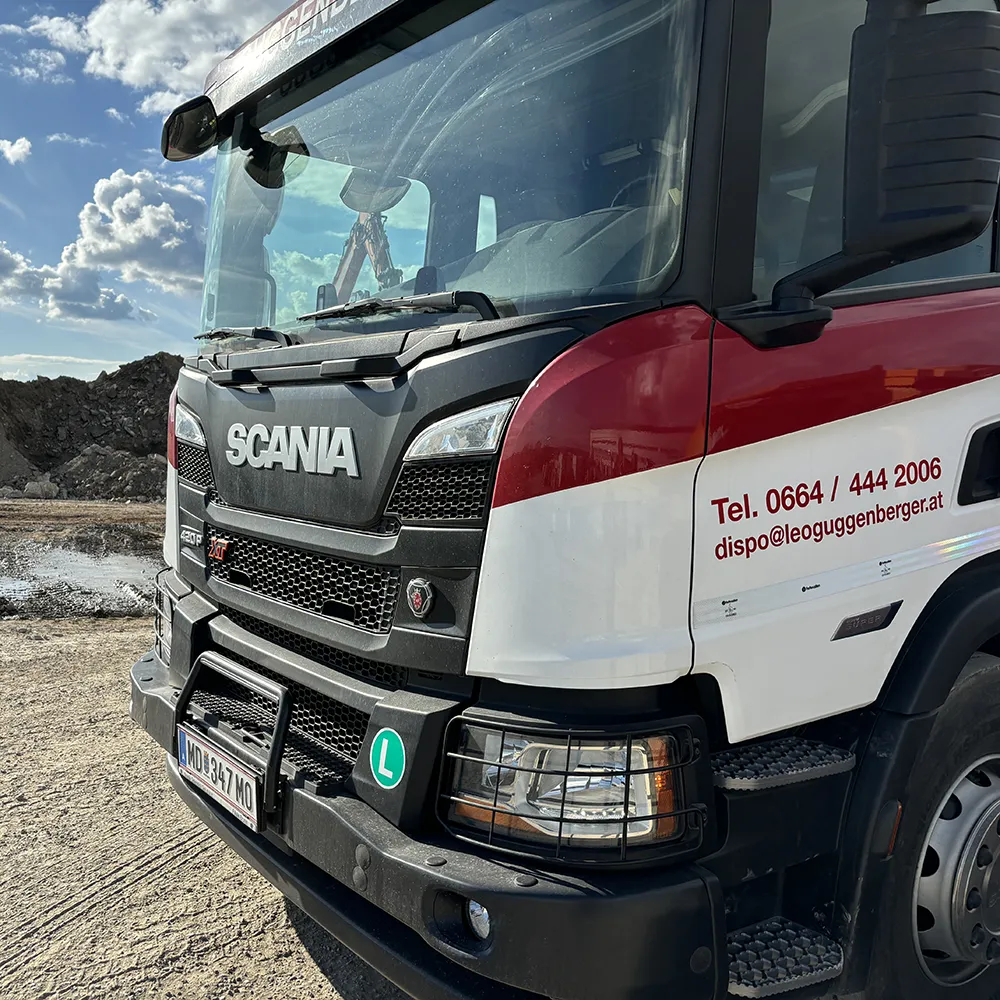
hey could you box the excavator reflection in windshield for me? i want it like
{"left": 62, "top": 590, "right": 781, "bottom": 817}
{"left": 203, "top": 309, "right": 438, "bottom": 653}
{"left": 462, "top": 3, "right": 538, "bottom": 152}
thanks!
{"left": 323, "top": 168, "right": 411, "bottom": 307}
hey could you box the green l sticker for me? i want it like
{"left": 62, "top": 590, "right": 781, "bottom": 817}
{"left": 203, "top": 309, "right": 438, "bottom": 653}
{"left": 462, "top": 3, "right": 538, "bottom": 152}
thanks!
{"left": 370, "top": 727, "right": 406, "bottom": 790}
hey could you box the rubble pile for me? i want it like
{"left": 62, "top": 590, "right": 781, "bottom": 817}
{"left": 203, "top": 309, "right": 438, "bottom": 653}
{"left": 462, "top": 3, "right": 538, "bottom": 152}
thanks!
{"left": 0, "top": 353, "right": 181, "bottom": 501}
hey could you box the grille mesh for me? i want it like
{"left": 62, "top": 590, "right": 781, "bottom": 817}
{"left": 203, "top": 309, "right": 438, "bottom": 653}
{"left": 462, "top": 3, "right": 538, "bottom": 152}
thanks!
{"left": 189, "top": 649, "right": 371, "bottom": 786}
{"left": 223, "top": 607, "right": 406, "bottom": 690}
{"left": 207, "top": 530, "right": 400, "bottom": 633}
{"left": 387, "top": 460, "right": 492, "bottom": 521}
{"left": 176, "top": 442, "right": 215, "bottom": 489}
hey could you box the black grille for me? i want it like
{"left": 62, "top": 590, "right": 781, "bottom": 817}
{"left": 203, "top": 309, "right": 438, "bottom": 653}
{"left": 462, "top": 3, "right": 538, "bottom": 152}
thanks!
{"left": 207, "top": 490, "right": 401, "bottom": 535}
{"left": 189, "top": 649, "right": 371, "bottom": 786}
{"left": 207, "top": 530, "right": 400, "bottom": 633}
{"left": 176, "top": 442, "right": 215, "bottom": 489}
{"left": 223, "top": 607, "right": 407, "bottom": 690}
{"left": 387, "top": 460, "right": 492, "bottom": 521}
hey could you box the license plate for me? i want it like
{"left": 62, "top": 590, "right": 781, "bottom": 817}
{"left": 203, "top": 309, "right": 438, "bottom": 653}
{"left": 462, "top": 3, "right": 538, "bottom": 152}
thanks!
{"left": 177, "top": 726, "right": 261, "bottom": 831}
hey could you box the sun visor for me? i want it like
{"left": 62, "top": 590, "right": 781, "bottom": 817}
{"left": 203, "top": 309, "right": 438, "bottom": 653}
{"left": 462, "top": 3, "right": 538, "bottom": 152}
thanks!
{"left": 205, "top": 0, "right": 408, "bottom": 118}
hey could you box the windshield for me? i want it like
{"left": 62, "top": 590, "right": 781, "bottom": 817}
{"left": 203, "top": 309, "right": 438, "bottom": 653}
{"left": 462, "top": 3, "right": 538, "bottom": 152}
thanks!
{"left": 200, "top": 0, "right": 702, "bottom": 337}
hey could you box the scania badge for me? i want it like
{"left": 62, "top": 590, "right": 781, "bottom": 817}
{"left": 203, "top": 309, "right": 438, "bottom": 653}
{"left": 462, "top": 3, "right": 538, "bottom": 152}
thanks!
{"left": 406, "top": 578, "right": 434, "bottom": 618}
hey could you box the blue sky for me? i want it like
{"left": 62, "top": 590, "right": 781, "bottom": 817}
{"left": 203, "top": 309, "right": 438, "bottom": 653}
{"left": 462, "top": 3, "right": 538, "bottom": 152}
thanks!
{"left": 0, "top": 0, "right": 287, "bottom": 380}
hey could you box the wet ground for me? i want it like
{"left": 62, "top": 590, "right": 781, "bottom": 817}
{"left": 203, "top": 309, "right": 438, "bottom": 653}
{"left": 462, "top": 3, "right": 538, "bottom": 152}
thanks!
{"left": 0, "top": 500, "right": 164, "bottom": 617}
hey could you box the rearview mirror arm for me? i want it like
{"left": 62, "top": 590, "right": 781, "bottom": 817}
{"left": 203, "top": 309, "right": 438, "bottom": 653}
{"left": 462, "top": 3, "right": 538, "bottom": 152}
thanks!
{"left": 716, "top": 248, "right": 894, "bottom": 350}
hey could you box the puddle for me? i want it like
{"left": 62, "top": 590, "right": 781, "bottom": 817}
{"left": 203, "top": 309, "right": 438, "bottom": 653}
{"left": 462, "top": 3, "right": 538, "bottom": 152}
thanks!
{"left": 0, "top": 539, "right": 160, "bottom": 617}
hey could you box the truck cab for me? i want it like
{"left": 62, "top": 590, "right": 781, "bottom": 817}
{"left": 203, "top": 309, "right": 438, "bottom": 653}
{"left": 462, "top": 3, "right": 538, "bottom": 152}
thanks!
{"left": 131, "top": 0, "right": 1000, "bottom": 997}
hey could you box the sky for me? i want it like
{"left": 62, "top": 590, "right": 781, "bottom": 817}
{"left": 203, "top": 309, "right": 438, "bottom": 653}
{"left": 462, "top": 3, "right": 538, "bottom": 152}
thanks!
{"left": 0, "top": 0, "right": 290, "bottom": 381}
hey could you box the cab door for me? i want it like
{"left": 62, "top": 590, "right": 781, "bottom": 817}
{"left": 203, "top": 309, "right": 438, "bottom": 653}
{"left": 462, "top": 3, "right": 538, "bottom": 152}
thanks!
{"left": 691, "top": 0, "right": 1000, "bottom": 743}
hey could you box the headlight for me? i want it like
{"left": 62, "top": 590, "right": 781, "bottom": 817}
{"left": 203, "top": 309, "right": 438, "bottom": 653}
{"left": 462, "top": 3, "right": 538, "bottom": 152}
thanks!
{"left": 404, "top": 399, "right": 516, "bottom": 461}
{"left": 174, "top": 401, "right": 206, "bottom": 448}
{"left": 442, "top": 722, "right": 688, "bottom": 859}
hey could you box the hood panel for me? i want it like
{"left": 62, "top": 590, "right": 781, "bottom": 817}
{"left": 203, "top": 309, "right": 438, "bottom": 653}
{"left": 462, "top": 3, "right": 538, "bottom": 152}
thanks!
{"left": 176, "top": 326, "right": 580, "bottom": 528}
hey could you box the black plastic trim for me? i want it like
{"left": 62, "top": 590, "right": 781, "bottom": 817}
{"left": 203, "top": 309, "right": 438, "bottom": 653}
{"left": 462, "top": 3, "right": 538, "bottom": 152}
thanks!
{"left": 135, "top": 652, "right": 728, "bottom": 1000}
{"left": 209, "top": 614, "right": 388, "bottom": 716}
{"left": 832, "top": 602, "right": 903, "bottom": 642}
{"left": 164, "top": 751, "right": 726, "bottom": 1000}
{"left": 878, "top": 551, "right": 1000, "bottom": 715}
{"left": 184, "top": 482, "right": 484, "bottom": 566}
{"left": 710, "top": 0, "right": 769, "bottom": 309}
{"left": 223, "top": 331, "right": 409, "bottom": 370}
{"left": 715, "top": 300, "right": 831, "bottom": 348}
{"left": 703, "top": 771, "right": 852, "bottom": 889}
{"left": 821, "top": 272, "right": 1000, "bottom": 310}
{"left": 831, "top": 709, "right": 937, "bottom": 993}
{"left": 169, "top": 762, "right": 546, "bottom": 999}
{"left": 958, "top": 422, "right": 1000, "bottom": 506}
{"left": 190, "top": 567, "right": 469, "bottom": 674}
{"left": 175, "top": 650, "right": 292, "bottom": 813}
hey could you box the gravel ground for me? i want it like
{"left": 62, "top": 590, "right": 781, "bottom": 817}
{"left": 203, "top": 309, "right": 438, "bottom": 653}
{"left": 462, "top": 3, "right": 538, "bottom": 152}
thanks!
{"left": 0, "top": 617, "right": 406, "bottom": 1000}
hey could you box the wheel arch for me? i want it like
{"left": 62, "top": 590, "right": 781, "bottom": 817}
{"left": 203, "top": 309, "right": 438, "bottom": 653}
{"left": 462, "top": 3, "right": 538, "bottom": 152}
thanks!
{"left": 880, "top": 549, "right": 1000, "bottom": 716}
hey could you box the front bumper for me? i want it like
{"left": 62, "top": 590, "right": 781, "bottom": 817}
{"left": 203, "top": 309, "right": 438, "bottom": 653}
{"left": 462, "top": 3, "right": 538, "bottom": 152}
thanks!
{"left": 132, "top": 651, "right": 727, "bottom": 1000}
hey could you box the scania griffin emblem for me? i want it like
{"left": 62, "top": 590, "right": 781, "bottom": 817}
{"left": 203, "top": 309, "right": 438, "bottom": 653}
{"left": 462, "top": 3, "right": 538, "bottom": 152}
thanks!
{"left": 406, "top": 579, "right": 435, "bottom": 618}
{"left": 225, "top": 423, "right": 360, "bottom": 477}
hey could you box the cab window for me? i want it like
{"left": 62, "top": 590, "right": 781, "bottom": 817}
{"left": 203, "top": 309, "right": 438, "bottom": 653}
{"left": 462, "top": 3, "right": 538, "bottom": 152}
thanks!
{"left": 754, "top": 0, "right": 997, "bottom": 301}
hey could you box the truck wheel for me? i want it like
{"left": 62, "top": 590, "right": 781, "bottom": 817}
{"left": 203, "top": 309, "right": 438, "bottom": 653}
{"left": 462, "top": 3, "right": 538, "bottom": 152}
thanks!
{"left": 867, "top": 652, "right": 1000, "bottom": 999}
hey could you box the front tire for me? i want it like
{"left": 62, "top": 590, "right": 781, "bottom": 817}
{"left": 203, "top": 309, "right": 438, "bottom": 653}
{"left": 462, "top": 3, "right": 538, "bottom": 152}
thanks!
{"left": 867, "top": 652, "right": 1000, "bottom": 1000}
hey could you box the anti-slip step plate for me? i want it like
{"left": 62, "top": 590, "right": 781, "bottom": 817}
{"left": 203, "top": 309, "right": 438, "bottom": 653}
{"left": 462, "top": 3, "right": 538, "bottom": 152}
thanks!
{"left": 712, "top": 737, "right": 855, "bottom": 791}
{"left": 728, "top": 917, "right": 844, "bottom": 997}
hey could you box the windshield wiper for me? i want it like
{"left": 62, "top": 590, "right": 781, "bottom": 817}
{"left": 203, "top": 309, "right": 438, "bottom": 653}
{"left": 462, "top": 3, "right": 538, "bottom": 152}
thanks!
{"left": 297, "top": 290, "right": 505, "bottom": 323}
{"left": 195, "top": 326, "right": 299, "bottom": 346}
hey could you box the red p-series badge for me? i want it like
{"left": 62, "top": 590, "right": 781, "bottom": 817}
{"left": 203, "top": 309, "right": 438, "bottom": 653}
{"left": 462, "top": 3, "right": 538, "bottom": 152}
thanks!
{"left": 208, "top": 537, "right": 231, "bottom": 562}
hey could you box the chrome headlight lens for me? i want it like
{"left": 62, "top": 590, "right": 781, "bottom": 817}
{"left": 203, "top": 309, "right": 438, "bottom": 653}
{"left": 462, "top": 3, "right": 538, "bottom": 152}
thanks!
{"left": 174, "top": 401, "right": 206, "bottom": 448}
{"left": 404, "top": 399, "right": 516, "bottom": 461}
{"left": 443, "top": 723, "right": 686, "bottom": 858}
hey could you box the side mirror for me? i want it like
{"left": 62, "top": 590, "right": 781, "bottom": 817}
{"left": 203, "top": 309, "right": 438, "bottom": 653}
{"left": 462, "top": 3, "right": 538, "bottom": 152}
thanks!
{"left": 161, "top": 96, "right": 218, "bottom": 162}
{"left": 722, "top": 4, "right": 1000, "bottom": 348}
{"left": 843, "top": 7, "right": 1000, "bottom": 270}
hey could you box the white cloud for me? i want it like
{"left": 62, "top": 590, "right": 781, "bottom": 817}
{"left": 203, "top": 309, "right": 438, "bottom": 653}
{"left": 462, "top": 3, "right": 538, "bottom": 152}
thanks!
{"left": 70, "top": 169, "right": 206, "bottom": 293}
{"left": 0, "top": 168, "right": 206, "bottom": 323}
{"left": 163, "top": 172, "right": 206, "bottom": 192}
{"left": 9, "top": 48, "right": 72, "bottom": 84}
{"left": 21, "top": 14, "right": 88, "bottom": 52}
{"left": 0, "top": 25, "right": 25, "bottom": 36}
{"left": 269, "top": 250, "right": 344, "bottom": 327}
{"left": 0, "top": 354, "right": 122, "bottom": 382}
{"left": 0, "top": 138, "right": 31, "bottom": 165}
{"left": 138, "top": 90, "right": 186, "bottom": 117}
{"left": 24, "top": 0, "right": 288, "bottom": 117}
{"left": 47, "top": 133, "right": 100, "bottom": 147}
{"left": 105, "top": 106, "right": 130, "bottom": 124}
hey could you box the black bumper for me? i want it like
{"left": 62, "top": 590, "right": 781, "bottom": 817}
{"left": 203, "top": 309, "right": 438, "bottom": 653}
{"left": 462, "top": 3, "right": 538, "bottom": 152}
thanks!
{"left": 132, "top": 652, "right": 727, "bottom": 1000}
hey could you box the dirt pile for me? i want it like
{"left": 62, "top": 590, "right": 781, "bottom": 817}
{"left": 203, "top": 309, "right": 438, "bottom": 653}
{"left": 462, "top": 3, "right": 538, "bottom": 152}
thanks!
{"left": 54, "top": 445, "right": 170, "bottom": 503}
{"left": 0, "top": 352, "right": 181, "bottom": 500}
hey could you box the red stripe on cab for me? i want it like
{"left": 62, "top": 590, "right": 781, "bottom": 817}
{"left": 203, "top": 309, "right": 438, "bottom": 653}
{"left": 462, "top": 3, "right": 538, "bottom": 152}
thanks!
{"left": 492, "top": 305, "right": 713, "bottom": 507}
{"left": 709, "top": 286, "right": 1000, "bottom": 454}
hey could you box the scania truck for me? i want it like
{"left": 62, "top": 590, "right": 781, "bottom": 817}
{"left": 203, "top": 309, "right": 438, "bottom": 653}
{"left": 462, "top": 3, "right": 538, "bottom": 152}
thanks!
{"left": 132, "top": 0, "right": 1000, "bottom": 995}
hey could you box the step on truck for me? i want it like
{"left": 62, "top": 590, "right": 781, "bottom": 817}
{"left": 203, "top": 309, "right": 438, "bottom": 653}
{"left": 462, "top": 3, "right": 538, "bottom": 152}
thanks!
{"left": 131, "top": 0, "right": 1000, "bottom": 996}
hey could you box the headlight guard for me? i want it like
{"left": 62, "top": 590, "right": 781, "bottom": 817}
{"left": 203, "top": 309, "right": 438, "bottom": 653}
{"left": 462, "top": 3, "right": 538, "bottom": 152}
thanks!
{"left": 438, "top": 714, "right": 711, "bottom": 865}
